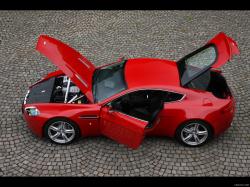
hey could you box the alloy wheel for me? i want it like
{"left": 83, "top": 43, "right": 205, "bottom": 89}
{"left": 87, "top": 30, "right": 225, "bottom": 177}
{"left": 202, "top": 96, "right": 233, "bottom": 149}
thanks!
{"left": 180, "top": 122, "right": 208, "bottom": 146}
{"left": 48, "top": 121, "right": 75, "bottom": 144}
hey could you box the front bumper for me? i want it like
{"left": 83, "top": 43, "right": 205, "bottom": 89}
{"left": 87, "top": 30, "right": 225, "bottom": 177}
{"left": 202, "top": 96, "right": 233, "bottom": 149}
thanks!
{"left": 22, "top": 107, "right": 44, "bottom": 138}
{"left": 22, "top": 95, "right": 44, "bottom": 138}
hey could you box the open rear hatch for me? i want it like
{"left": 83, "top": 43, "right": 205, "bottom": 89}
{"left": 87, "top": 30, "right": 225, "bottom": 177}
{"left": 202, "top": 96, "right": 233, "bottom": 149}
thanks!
{"left": 178, "top": 32, "right": 239, "bottom": 86}
{"left": 177, "top": 32, "right": 239, "bottom": 97}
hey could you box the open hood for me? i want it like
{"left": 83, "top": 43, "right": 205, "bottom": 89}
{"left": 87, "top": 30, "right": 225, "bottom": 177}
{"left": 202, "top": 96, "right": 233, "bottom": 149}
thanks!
{"left": 178, "top": 32, "right": 240, "bottom": 86}
{"left": 36, "top": 35, "right": 96, "bottom": 103}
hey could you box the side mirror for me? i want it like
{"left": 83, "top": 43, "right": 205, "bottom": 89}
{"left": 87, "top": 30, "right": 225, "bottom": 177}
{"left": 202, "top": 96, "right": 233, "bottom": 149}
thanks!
{"left": 109, "top": 101, "right": 122, "bottom": 111}
{"left": 105, "top": 103, "right": 114, "bottom": 114}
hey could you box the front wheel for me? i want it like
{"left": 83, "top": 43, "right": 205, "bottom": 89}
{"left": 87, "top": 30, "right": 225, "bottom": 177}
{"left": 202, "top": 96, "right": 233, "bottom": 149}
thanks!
{"left": 175, "top": 120, "right": 212, "bottom": 147}
{"left": 44, "top": 118, "right": 80, "bottom": 144}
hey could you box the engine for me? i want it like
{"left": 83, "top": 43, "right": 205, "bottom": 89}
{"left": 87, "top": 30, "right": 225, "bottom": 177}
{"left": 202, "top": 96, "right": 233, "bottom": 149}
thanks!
{"left": 51, "top": 76, "right": 88, "bottom": 104}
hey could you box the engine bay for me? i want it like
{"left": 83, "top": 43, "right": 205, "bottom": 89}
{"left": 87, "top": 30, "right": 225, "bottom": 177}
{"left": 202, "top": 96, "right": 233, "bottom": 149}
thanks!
{"left": 51, "top": 75, "right": 89, "bottom": 104}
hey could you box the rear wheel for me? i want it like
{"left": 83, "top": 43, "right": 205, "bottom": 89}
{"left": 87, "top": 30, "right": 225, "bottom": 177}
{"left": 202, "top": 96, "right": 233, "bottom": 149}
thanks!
{"left": 44, "top": 118, "right": 80, "bottom": 144}
{"left": 176, "top": 120, "right": 212, "bottom": 147}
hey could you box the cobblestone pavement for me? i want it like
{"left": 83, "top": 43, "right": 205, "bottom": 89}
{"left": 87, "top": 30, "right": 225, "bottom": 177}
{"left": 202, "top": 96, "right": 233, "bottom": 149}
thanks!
{"left": 0, "top": 11, "right": 249, "bottom": 176}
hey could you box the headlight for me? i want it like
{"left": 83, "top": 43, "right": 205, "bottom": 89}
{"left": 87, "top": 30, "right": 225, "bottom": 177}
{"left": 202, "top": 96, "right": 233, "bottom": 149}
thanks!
{"left": 25, "top": 107, "right": 40, "bottom": 116}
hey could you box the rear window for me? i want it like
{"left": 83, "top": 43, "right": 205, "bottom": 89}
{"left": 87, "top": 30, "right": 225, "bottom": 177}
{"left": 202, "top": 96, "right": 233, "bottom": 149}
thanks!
{"left": 178, "top": 45, "right": 217, "bottom": 86}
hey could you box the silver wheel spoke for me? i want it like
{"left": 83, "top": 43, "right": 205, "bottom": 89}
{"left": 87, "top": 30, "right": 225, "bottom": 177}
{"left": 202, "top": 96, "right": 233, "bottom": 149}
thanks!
{"left": 62, "top": 133, "right": 69, "bottom": 141}
{"left": 196, "top": 130, "right": 207, "bottom": 135}
{"left": 49, "top": 126, "right": 59, "bottom": 132}
{"left": 194, "top": 124, "right": 199, "bottom": 132}
{"left": 61, "top": 122, "right": 66, "bottom": 130}
{"left": 51, "top": 132, "right": 60, "bottom": 140}
{"left": 58, "top": 124, "right": 63, "bottom": 130}
{"left": 183, "top": 128, "right": 192, "bottom": 134}
{"left": 193, "top": 134, "right": 200, "bottom": 143}
{"left": 64, "top": 129, "right": 74, "bottom": 134}
{"left": 184, "top": 134, "right": 192, "bottom": 141}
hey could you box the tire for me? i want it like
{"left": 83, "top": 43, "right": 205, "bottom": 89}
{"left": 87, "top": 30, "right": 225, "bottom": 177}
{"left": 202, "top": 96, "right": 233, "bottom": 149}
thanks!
{"left": 175, "top": 120, "right": 212, "bottom": 147}
{"left": 44, "top": 118, "right": 80, "bottom": 145}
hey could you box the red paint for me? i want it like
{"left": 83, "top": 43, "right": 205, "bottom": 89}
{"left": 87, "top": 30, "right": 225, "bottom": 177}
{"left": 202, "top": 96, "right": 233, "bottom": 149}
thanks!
{"left": 36, "top": 35, "right": 96, "bottom": 103}
{"left": 100, "top": 106, "right": 147, "bottom": 149}
{"left": 125, "top": 58, "right": 180, "bottom": 88}
{"left": 22, "top": 32, "right": 239, "bottom": 149}
{"left": 207, "top": 32, "right": 240, "bottom": 68}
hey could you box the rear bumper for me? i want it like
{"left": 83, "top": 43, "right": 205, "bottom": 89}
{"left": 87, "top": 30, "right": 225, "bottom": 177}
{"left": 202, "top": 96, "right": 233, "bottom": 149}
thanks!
{"left": 212, "top": 96, "right": 236, "bottom": 137}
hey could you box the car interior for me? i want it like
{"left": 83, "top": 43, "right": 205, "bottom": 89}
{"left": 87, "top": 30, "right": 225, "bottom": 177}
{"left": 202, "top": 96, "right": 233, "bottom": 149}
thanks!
{"left": 110, "top": 90, "right": 183, "bottom": 128}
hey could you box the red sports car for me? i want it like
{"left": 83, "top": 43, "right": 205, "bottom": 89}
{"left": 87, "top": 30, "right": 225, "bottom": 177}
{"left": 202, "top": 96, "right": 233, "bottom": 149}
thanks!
{"left": 22, "top": 32, "right": 239, "bottom": 149}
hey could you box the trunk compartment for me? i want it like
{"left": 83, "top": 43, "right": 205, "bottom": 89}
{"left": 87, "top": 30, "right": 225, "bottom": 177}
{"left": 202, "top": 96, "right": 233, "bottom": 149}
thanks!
{"left": 207, "top": 71, "right": 232, "bottom": 99}
{"left": 186, "top": 70, "right": 232, "bottom": 99}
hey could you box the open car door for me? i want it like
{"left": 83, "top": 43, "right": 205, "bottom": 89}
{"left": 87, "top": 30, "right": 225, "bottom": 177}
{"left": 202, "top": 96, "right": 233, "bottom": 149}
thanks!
{"left": 100, "top": 106, "right": 148, "bottom": 149}
{"left": 36, "top": 35, "right": 96, "bottom": 103}
{"left": 177, "top": 32, "right": 240, "bottom": 86}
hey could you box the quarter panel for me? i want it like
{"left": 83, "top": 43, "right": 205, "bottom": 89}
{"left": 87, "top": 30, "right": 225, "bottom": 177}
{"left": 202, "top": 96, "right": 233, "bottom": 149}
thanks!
{"left": 146, "top": 91, "right": 233, "bottom": 137}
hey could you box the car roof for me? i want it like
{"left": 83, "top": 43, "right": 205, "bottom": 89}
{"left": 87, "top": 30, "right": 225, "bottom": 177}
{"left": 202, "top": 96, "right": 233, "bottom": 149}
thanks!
{"left": 124, "top": 58, "right": 180, "bottom": 89}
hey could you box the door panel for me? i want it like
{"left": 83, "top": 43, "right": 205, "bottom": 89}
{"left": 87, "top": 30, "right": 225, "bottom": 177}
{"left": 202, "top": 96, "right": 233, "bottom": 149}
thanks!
{"left": 100, "top": 106, "right": 147, "bottom": 149}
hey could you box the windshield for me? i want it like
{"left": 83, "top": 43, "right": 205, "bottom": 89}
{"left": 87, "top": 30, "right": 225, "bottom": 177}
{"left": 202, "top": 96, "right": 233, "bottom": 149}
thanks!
{"left": 178, "top": 45, "right": 217, "bottom": 86}
{"left": 92, "top": 60, "right": 127, "bottom": 103}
